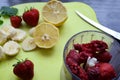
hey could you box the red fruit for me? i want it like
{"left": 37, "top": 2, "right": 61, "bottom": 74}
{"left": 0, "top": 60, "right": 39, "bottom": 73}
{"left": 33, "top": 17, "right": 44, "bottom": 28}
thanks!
{"left": 66, "top": 58, "right": 80, "bottom": 74}
{"left": 66, "top": 40, "right": 116, "bottom": 80}
{"left": 86, "top": 66, "right": 100, "bottom": 80}
{"left": 78, "top": 66, "right": 88, "bottom": 80}
{"left": 67, "top": 60, "right": 88, "bottom": 80}
{"left": 81, "top": 43, "right": 94, "bottom": 53}
{"left": 98, "top": 63, "right": 116, "bottom": 80}
{"left": 13, "top": 59, "right": 34, "bottom": 80}
{"left": 96, "top": 51, "right": 112, "bottom": 62}
{"left": 10, "top": 16, "right": 22, "bottom": 28}
{"left": 91, "top": 40, "right": 108, "bottom": 53}
{"left": 73, "top": 43, "right": 82, "bottom": 52}
{"left": 23, "top": 8, "right": 39, "bottom": 27}
{"left": 66, "top": 56, "right": 78, "bottom": 66}
{"left": 79, "top": 51, "right": 93, "bottom": 63}
{"left": 66, "top": 49, "right": 80, "bottom": 64}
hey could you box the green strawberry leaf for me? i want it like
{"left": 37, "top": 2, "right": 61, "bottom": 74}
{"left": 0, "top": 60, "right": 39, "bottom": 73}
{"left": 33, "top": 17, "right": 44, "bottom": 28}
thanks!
{"left": 0, "top": 6, "right": 18, "bottom": 17}
{"left": 0, "top": 20, "right": 3, "bottom": 25}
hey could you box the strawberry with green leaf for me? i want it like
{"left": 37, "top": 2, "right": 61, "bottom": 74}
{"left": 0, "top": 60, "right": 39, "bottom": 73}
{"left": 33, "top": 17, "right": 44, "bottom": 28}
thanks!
{"left": 22, "top": 8, "right": 39, "bottom": 27}
{"left": 0, "top": 6, "right": 18, "bottom": 25}
{"left": 13, "top": 59, "right": 34, "bottom": 80}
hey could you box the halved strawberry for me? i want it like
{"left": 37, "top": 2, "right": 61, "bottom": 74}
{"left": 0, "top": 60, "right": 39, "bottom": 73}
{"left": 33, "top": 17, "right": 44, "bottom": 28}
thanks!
{"left": 22, "top": 8, "right": 39, "bottom": 27}
{"left": 13, "top": 59, "right": 34, "bottom": 80}
{"left": 10, "top": 16, "right": 22, "bottom": 28}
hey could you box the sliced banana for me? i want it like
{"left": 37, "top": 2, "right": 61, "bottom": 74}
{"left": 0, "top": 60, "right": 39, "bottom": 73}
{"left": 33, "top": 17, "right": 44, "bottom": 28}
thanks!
{"left": 11, "top": 29, "right": 26, "bottom": 42}
{"left": 0, "top": 30, "right": 8, "bottom": 45}
{"left": 1, "top": 25, "right": 17, "bottom": 39}
{"left": 29, "top": 27, "right": 35, "bottom": 37}
{"left": 3, "top": 41, "right": 20, "bottom": 56}
{"left": 22, "top": 37, "right": 37, "bottom": 51}
{"left": 0, "top": 46, "right": 5, "bottom": 60}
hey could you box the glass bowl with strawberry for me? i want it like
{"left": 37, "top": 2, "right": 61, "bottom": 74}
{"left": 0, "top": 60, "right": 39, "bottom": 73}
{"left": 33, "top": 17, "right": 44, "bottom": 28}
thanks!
{"left": 61, "top": 30, "right": 120, "bottom": 80}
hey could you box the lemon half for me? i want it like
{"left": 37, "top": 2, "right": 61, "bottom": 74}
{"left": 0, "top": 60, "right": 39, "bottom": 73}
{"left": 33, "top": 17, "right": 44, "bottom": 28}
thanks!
{"left": 42, "top": 0, "right": 68, "bottom": 26}
{"left": 33, "top": 22, "right": 59, "bottom": 48}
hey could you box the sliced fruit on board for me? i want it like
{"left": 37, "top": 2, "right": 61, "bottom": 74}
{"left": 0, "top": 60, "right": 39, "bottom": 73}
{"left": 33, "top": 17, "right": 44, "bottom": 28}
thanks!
{"left": 42, "top": 0, "right": 68, "bottom": 26}
{"left": 22, "top": 37, "right": 37, "bottom": 51}
{"left": 33, "top": 22, "right": 59, "bottom": 48}
{"left": 3, "top": 41, "right": 20, "bottom": 56}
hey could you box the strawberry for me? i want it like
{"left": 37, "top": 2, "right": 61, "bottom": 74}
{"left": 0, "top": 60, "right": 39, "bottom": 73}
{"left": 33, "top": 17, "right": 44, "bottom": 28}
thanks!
{"left": 96, "top": 51, "right": 112, "bottom": 62}
{"left": 22, "top": 8, "right": 39, "bottom": 27}
{"left": 13, "top": 59, "right": 34, "bottom": 80}
{"left": 10, "top": 16, "right": 22, "bottom": 28}
{"left": 86, "top": 66, "right": 100, "bottom": 80}
{"left": 98, "top": 63, "right": 116, "bottom": 80}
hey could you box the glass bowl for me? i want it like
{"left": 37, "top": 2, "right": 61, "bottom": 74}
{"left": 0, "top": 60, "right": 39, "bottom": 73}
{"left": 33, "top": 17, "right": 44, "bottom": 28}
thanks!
{"left": 61, "top": 30, "right": 120, "bottom": 80}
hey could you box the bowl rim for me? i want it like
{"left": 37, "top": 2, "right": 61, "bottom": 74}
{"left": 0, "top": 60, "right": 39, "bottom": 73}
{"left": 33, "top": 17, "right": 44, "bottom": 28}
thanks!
{"left": 63, "top": 30, "right": 120, "bottom": 80}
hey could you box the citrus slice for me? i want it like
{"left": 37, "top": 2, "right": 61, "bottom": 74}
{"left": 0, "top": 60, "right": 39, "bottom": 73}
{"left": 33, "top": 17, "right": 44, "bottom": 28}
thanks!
{"left": 33, "top": 22, "right": 59, "bottom": 48}
{"left": 42, "top": 0, "right": 68, "bottom": 26}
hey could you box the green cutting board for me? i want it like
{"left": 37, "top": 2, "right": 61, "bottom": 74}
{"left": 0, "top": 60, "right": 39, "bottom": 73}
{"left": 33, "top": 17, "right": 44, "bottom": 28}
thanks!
{"left": 0, "top": 2, "right": 99, "bottom": 80}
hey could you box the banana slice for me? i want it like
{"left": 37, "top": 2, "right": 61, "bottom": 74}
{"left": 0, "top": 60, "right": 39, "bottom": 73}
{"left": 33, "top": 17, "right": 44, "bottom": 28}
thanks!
{"left": 86, "top": 57, "right": 97, "bottom": 67}
{"left": 3, "top": 41, "right": 20, "bottom": 56}
{"left": 22, "top": 37, "right": 37, "bottom": 51}
{"left": 0, "top": 46, "right": 5, "bottom": 60}
{"left": 29, "top": 27, "right": 35, "bottom": 37}
{"left": 11, "top": 29, "right": 26, "bottom": 42}
{"left": 0, "top": 30, "right": 8, "bottom": 45}
{"left": 1, "top": 25, "right": 17, "bottom": 39}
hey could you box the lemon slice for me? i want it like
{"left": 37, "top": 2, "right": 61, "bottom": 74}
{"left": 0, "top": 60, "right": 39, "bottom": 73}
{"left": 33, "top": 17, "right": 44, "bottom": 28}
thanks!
{"left": 42, "top": 0, "right": 68, "bottom": 26}
{"left": 33, "top": 22, "right": 59, "bottom": 48}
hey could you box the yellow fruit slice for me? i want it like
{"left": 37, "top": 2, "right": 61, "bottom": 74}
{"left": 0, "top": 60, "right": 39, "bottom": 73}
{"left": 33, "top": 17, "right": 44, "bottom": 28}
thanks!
{"left": 42, "top": 0, "right": 68, "bottom": 26}
{"left": 33, "top": 22, "right": 59, "bottom": 48}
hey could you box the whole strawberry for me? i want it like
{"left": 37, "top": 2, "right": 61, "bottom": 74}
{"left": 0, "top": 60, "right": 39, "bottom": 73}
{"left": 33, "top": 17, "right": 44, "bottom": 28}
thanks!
{"left": 23, "top": 8, "right": 39, "bottom": 27}
{"left": 10, "top": 16, "right": 22, "bottom": 28}
{"left": 13, "top": 59, "right": 34, "bottom": 80}
{"left": 98, "top": 63, "right": 116, "bottom": 80}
